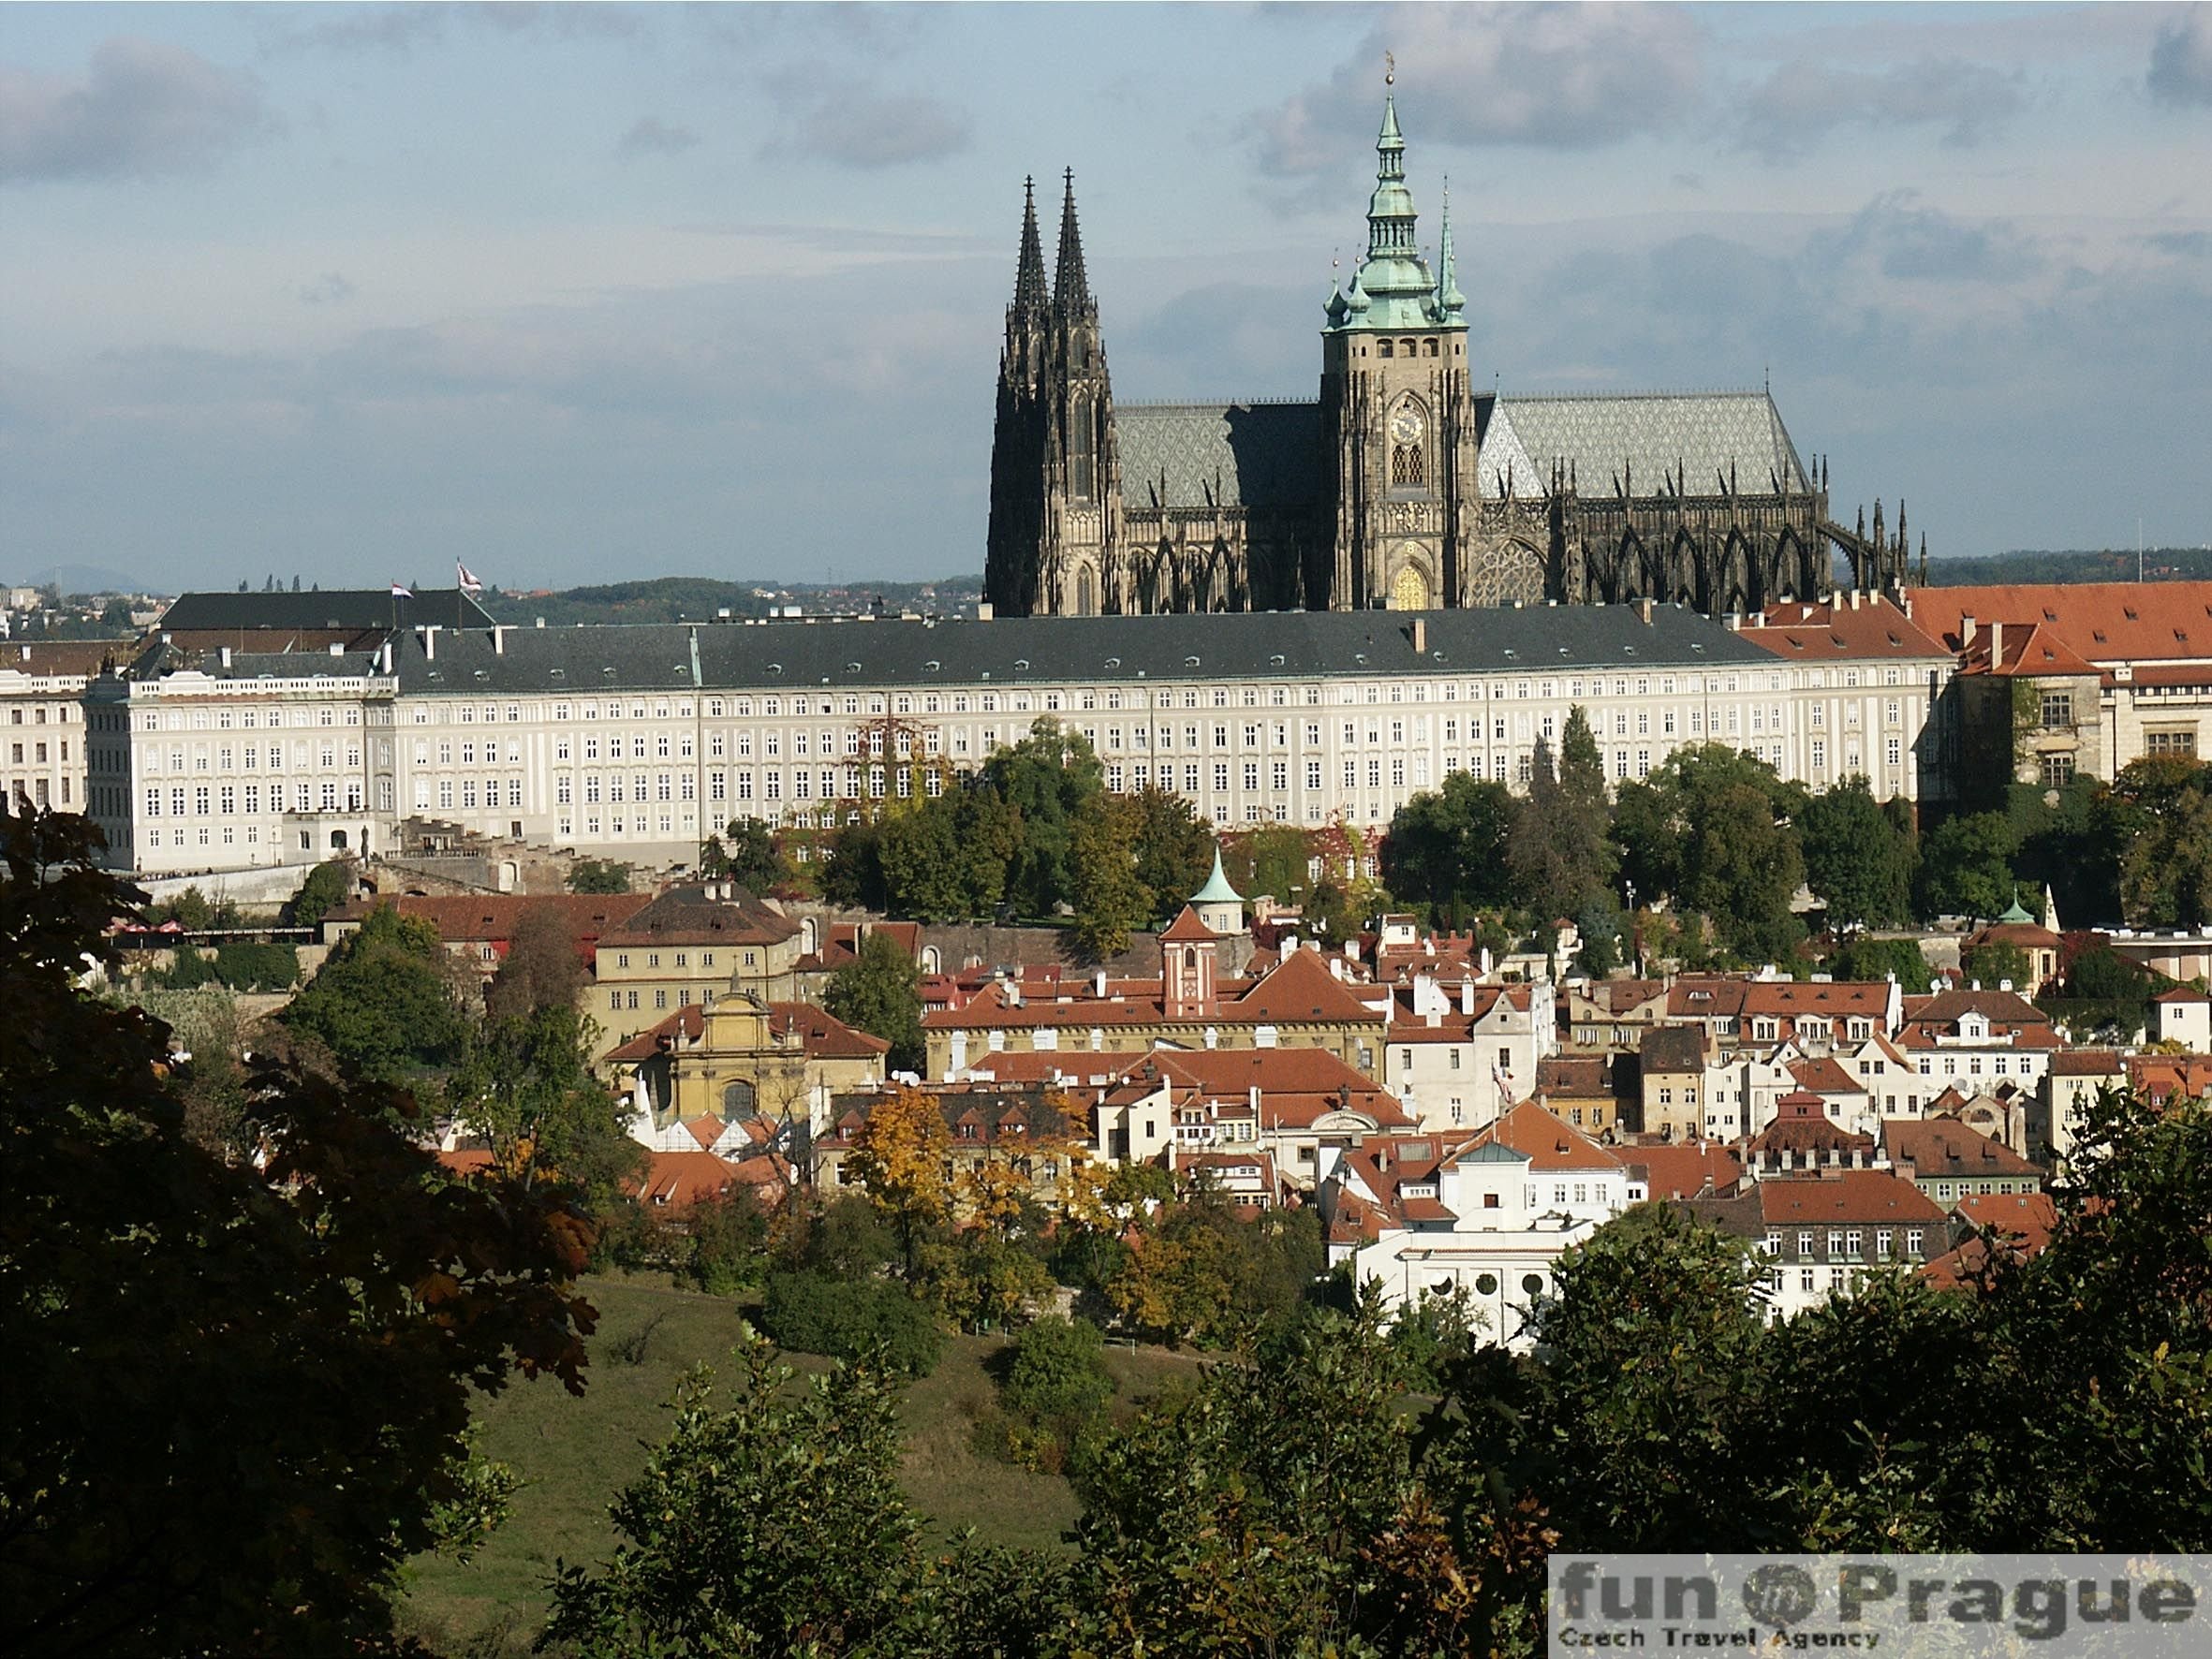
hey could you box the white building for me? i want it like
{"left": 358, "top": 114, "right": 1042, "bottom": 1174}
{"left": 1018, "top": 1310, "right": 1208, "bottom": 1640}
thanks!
{"left": 1323, "top": 1101, "right": 1644, "bottom": 1351}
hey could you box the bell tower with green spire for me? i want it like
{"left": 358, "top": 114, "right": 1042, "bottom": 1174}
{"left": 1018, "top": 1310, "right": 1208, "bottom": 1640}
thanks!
{"left": 1318, "top": 71, "right": 1479, "bottom": 612}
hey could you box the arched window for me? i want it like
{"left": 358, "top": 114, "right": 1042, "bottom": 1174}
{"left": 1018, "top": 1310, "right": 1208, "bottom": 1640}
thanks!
{"left": 1392, "top": 441, "right": 1425, "bottom": 487}
{"left": 721, "top": 1079, "right": 757, "bottom": 1118}
{"left": 1069, "top": 396, "right": 1094, "bottom": 499}
{"left": 1423, "top": 338, "right": 1438, "bottom": 358}
{"left": 1075, "top": 567, "right": 1097, "bottom": 616}
{"left": 1400, "top": 338, "right": 1417, "bottom": 356}
{"left": 1377, "top": 339, "right": 1394, "bottom": 359}
{"left": 1184, "top": 948, "right": 1200, "bottom": 973}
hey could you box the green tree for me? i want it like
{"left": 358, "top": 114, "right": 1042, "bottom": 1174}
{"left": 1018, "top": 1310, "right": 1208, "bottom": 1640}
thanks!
{"left": 1226, "top": 823, "right": 1314, "bottom": 907}
{"left": 281, "top": 903, "right": 469, "bottom": 1081}
{"left": 1825, "top": 932, "right": 1936, "bottom": 989}
{"left": 542, "top": 1341, "right": 1023, "bottom": 1652}
{"left": 1914, "top": 810, "right": 2018, "bottom": 921}
{"left": 1069, "top": 795, "right": 1151, "bottom": 959}
{"left": 1001, "top": 1314, "right": 1114, "bottom": 1426}
{"left": 981, "top": 716, "right": 1104, "bottom": 916}
{"left": 1615, "top": 743, "right": 1806, "bottom": 963}
{"left": 568, "top": 857, "right": 632, "bottom": 895}
{"left": 1801, "top": 776, "right": 1914, "bottom": 929}
{"left": 484, "top": 899, "right": 588, "bottom": 1023}
{"left": 823, "top": 930, "right": 924, "bottom": 1073}
{"left": 818, "top": 816, "right": 889, "bottom": 911}
{"left": 705, "top": 815, "right": 781, "bottom": 890}
{"left": 155, "top": 884, "right": 214, "bottom": 931}
{"left": 1381, "top": 771, "right": 1516, "bottom": 925}
{"left": 1573, "top": 899, "right": 1625, "bottom": 976}
{"left": 1125, "top": 785, "right": 1215, "bottom": 922}
{"left": 2110, "top": 758, "right": 2212, "bottom": 926}
{"left": 0, "top": 809, "right": 596, "bottom": 1654}
{"left": 212, "top": 939, "right": 300, "bottom": 991}
{"left": 1961, "top": 937, "right": 2036, "bottom": 991}
{"left": 445, "top": 1003, "right": 642, "bottom": 1216}
{"left": 1509, "top": 710, "right": 1615, "bottom": 922}
{"left": 283, "top": 856, "right": 353, "bottom": 930}
{"left": 758, "top": 1272, "right": 946, "bottom": 1376}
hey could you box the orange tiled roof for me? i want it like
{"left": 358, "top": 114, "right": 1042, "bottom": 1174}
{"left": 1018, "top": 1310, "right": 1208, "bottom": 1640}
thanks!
{"left": 1756, "top": 1169, "right": 1944, "bottom": 1225}
{"left": 1738, "top": 595, "right": 1948, "bottom": 662}
{"left": 1912, "top": 581, "right": 2212, "bottom": 667}
{"left": 1468, "top": 1099, "right": 1622, "bottom": 1172}
{"left": 1881, "top": 1116, "right": 2043, "bottom": 1180}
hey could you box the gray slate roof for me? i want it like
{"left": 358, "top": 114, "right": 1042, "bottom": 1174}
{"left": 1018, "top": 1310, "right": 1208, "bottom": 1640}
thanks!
{"left": 1478, "top": 391, "right": 1811, "bottom": 502}
{"left": 375, "top": 606, "right": 1772, "bottom": 697}
{"left": 1114, "top": 403, "right": 1325, "bottom": 513}
{"left": 159, "top": 588, "right": 494, "bottom": 633}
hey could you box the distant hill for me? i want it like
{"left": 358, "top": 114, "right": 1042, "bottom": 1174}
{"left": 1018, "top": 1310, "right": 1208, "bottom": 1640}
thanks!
{"left": 479, "top": 575, "right": 981, "bottom": 627}
{"left": 1924, "top": 548, "right": 2210, "bottom": 585}
{"left": 10, "top": 563, "right": 145, "bottom": 597}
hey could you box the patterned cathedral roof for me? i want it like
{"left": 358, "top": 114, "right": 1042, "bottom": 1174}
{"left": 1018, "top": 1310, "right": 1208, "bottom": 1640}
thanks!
{"left": 1478, "top": 391, "right": 1813, "bottom": 502}
{"left": 1114, "top": 402, "right": 1325, "bottom": 513}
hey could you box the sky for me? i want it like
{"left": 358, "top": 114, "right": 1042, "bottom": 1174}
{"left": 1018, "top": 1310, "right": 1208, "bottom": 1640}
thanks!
{"left": 2, "top": 2, "right": 2208, "bottom": 595}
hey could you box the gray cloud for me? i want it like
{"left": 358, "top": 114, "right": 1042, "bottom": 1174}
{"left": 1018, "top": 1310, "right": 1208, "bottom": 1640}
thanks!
{"left": 1807, "top": 193, "right": 2046, "bottom": 284}
{"left": 299, "top": 272, "right": 358, "bottom": 305}
{"left": 2148, "top": 4, "right": 2212, "bottom": 105}
{"left": 759, "top": 84, "right": 970, "bottom": 169}
{"left": 258, "top": 3, "right": 641, "bottom": 58}
{"left": 616, "top": 116, "right": 700, "bottom": 161}
{"left": 0, "top": 37, "right": 275, "bottom": 184}
{"left": 1255, "top": 3, "right": 1703, "bottom": 174}
{"left": 2144, "top": 228, "right": 2212, "bottom": 257}
{"left": 1737, "top": 56, "right": 2027, "bottom": 163}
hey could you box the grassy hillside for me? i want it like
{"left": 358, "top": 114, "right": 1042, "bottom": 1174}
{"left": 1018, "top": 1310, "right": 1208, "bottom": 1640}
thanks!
{"left": 398, "top": 1274, "right": 1201, "bottom": 1656}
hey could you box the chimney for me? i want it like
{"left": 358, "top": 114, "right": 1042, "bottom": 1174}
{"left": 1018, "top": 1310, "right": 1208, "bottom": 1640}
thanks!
{"left": 219, "top": 646, "right": 232, "bottom": 669}
{"left": 1725, "top": 612, "right": 1741, "bottom": 632}
{"left": 1989, "top": 621, "right": 2002, "bottom": 664}
{"left": 1849, "top": 588, "right": 1863, "bottom": 610}
{"left": 1095, "top": 966, "right": 1107, "bottom": 997}
{"left": 493, "top": 624, "right": 506, "bottom": 655}
{"left": 423, "top": 625, "right": 436, "bottom": 661}
{"left": 975, "top": 601, "right": 994, "bottom": 622}
{"left": 1960, "top": 614, "right": 1976, "bottom": 648}
{"left": 1637, "top": 596, "right": 1654, "bottom": 625}
{"left": 328, "top": 641, "right": 344, "bottom": 656}
{"left": 1411, "top": 616, "right": 1426, "bottom": 654}
{"left": 1461, "top": 976, "right": 1475, "bottom": 1016}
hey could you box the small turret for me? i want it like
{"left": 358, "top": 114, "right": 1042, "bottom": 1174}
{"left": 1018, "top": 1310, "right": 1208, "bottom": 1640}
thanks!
{"left": 1189, "top": 844, "right": 1246, "bottom": 937}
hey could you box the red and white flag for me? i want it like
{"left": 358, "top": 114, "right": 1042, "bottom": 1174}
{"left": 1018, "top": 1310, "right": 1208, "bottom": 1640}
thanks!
{"left": 391, "top": 581, "right": 413, "bottom": 598}
{"left": 455, "top": 562, "right": 483, "bottom": 595}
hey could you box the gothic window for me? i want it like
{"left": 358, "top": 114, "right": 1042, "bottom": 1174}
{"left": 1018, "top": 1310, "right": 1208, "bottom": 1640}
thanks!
{"left": 1070, "top": 396, "right": 1095, "bottom": 499}
{"left": 1392, "top": 440, "right": 1424, "bottom": 487}
{"left": 1075, "top": 567, "right": 1097, "bottom": 616}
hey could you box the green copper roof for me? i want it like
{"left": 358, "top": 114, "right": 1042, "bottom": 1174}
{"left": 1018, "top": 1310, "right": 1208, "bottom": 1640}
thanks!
{"left": 1190, "top": 846, "right": 1244, "bottom": 906}
{"left": 1327, "top": 91, "right": 1454, "bottom": 335}
{"left": 1997, "top": 891, "right": 2036, "bottom": 925}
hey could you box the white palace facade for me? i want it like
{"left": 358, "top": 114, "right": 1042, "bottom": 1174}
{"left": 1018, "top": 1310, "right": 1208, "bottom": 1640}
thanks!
{"left": 76, "top": 595, "right": 1953, "bottom": 881}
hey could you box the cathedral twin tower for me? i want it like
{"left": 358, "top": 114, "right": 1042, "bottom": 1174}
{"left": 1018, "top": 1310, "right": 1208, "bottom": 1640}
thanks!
{"left": 984, "top": 93, "right": 1912, "bottom": 620}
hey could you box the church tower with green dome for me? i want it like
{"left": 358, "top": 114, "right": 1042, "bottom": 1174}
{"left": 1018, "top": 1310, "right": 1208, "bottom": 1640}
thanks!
{"left": 1318, "top": 82, "right": 1482, "bottom": 613}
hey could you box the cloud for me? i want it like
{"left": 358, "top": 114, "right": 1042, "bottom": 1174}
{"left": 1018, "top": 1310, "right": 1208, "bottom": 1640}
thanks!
{"left": 1736, "top": 55, "right": 2027, "bottom": 162}
{"left": 0, "top": 37, "right": 276, "bottom": 184}
{"left": 759, "top": 84, "right": 970, "bottom": 169}
{"left": 1807, "top": 192, "right": 2046, "bottom": 284}
{"left": 298, "top": 272, "right": 357, "bottom": 305}
{"left": 258, "top": 2, "right": 641, "bottom": 58}
{"left": 1255, "top": 3, "right": 1703, "bottom": 173}
{"left": 616, "top": 116, "right": 700, "bottom": 161}
{"left": 2144, "top": 228, "right": 2212, "bottom": 257}
{"left": 2148, "top": 4, "right": 2212, "bottom": 105}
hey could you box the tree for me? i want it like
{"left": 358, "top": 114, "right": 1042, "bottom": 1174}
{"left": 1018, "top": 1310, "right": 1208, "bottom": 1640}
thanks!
{"left": 2109, "top": 758, "right": 2212, "bottom": 926}
{"left": 1961, "top": 938, "right": 2035, "bottom": 991}
{"left": 1573, "top": 899, "right": 1624, "bottom": 976}
{"left": 1508, "top": 708, "right": 1615, "bottom": 922}
{"left": 701, "top": 815, "right": 781, "bottom": 890}
{"left": 446, "top": 1003, "right": 642, "bottom": 1216}
{"left": 1914, "top": 810, "right": 2018, "bottom": 921}
{"left": 1125, "top": 785, "right": 1215, "bottom": 922}
{"left": 982, "top": 716, "right": 1104, "bottom": 916}
{"left": 1801, "top": 777, "right": 1914, "bottom": 930}
{"left": 1001, "top": 1314, "right": 1115, "bottom": 1427}
{"left": 283, "top": 857, "right": 353, "bottom": 930}
{"left": 484, "top": 900, "right": 589, "bottom": 1023}
{"left": 543, "top": 1341, "right": 1018, "bottom": 1652}
{"left": 818, "top": 815, "right": 889, "bottom": 911}
{"left": 842, "top": 1084, "right": 953, "bottom": 1275}
{"left": 282, "top": 902, "right": 469, "bottom": 1081}
{"left": 1226, "top": 823, "right": 1314, "bottom": 906}
{"left": 1381, "top": 771, "right": 1516, "bottom": 925}
{"left": 0, "top": 809, "right": 595, "bottom": 1653}
{"left": 568, "top": 857, "right": 632, "bottom": 895}
{"left": 823, "top": 929, "right": 924, "bottom": 1073}
{"left": 1612, "top": 743, "right": 1806, "bottom": 964}
{"left": 1069, "top": 795, "right": 1150, "bottom": 959}
{"left": 1825, "top": 932, "right": 1935, "bottom": 989}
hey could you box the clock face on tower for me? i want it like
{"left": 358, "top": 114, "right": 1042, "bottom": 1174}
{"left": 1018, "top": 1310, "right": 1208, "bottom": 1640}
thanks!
{"left": 1389, "top": 404, "right": 1425, "bottom": 446}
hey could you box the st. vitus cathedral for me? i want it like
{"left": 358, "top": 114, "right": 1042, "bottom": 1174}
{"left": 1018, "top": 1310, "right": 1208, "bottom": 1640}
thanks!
{"left": 985, "top": 89, "right": 1914, "bottom": 619}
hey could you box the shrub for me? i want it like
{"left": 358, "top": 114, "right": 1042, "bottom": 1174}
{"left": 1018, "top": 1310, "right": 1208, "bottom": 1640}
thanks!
{"left": 1001, "top": 1314, "right": 1113, "bottom": 1426}
{"left": 159, "top": 947, "right": 217, "bottom": 990}
{"left": 759, "top": 1270, "right": 944, "bottom": 1377}
{"left": 214, "top": 941, "right": 299, "bottom": 991}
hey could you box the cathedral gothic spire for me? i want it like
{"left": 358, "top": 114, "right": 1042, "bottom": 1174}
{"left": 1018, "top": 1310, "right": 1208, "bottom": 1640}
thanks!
{"left": 1054, "top": 169, "right": 1093, "bottom": 316}
{"left": 1011, "top": 174, "right": 1049, "bottom": 317}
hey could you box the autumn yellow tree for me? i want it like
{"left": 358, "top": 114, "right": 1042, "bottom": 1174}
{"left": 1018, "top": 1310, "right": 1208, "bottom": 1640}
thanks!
{"left": 844, "top": 1084, "right": 952, "bottom": 1276}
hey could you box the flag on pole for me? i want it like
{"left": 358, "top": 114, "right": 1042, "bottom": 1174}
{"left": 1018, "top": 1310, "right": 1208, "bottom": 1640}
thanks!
{"left": 391, "top": 582, "right": 413, "bottom": 598}
{"left": 455, "top": 562, "right": 483, "bottom": 595}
